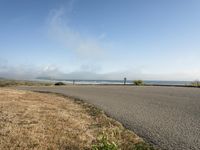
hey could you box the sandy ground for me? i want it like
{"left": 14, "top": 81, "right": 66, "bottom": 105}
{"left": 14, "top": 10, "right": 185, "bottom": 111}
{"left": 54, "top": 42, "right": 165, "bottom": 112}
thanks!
{"left": 0, "top": 88, "right": 142, "bottom": 150}
{"left": 16, "top": 85, "right": 200, "bottom": 150}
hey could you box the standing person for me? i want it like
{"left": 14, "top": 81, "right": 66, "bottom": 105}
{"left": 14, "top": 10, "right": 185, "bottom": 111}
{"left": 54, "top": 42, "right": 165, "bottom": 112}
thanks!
{"left": 124, "top": 77, "right": 127, "bottom": 85}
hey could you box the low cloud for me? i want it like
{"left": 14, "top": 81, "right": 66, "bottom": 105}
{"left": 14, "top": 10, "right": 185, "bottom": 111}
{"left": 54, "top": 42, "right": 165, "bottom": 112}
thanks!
{"left": 0, "top": 62, "right": 199, "bottom": 81}
{"left": 1, "top": 2, "right": 200, "bottom": 81}
{"left": 0, "top": 63, "right": 64, "bottom": 80}
{"left": 0, "top": 56, "right": 199, "bottom": 81}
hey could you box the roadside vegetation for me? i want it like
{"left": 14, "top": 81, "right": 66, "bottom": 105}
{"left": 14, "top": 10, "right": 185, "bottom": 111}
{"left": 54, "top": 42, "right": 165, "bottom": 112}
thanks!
{"left": 133, "top": 80, "right": 144, "bottom": 86}
{"left": 0, "top": 79, "right": 52, "bottom": 87}
{"left": 191, "top": 80, "right": 200, "bottom": 87}
{"left": 0, "top": 89, "right": 155, "bottom": 150}
{"left": 54, "top": 82, "right": 66, "bottom": 86}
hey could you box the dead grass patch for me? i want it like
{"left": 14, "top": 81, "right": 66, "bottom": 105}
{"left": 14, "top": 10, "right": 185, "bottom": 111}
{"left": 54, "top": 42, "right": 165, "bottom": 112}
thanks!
{"left": 0, "top": 88, "right": 147, "bottom": 150}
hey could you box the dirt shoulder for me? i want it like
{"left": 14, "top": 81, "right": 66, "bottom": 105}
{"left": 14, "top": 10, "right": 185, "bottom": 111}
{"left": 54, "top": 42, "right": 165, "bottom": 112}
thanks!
{"left": 0, "top": 88, "right": 154, "bottom": 150}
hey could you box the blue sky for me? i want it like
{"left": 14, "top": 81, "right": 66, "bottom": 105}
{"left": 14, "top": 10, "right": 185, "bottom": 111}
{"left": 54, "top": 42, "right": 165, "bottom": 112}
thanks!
{"left": 0, "top": 0, "right": 200, "bottom": 80}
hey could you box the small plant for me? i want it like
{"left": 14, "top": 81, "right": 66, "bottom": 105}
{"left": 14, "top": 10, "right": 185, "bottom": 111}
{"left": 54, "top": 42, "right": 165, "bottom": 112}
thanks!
{"left": 191, "top": 80, "right": 200, "bottom": 87}
{"left": 54, "top": 82, "right": 65, "bottom": 86}
{"left": 92, "top": 133, "right": 118, "bottom": 150}
{"left": 133, "top": 80, "right": 144, "bottom": 86}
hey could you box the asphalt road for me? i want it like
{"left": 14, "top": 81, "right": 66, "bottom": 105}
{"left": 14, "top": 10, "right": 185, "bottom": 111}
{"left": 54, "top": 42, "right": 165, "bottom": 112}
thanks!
{"left": 17, "top": 85, "right": 200, "bottom": 150}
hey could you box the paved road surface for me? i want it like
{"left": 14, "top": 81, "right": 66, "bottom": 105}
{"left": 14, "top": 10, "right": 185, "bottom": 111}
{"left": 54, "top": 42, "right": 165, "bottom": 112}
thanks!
{"left": 17, "top": 85, "right": 200, "bottom": 150}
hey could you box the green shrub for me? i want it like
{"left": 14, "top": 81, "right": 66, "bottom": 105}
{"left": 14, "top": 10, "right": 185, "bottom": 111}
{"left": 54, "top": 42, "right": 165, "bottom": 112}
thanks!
{"left": 92, "top": 133, "right": 118, "bottom": 150}
{"left": 92, "top": 133, "right": 155, "bottom": 150}
{"left": 54, "top": 82, "right": 65, "bottom": 86}
{"left": 191, "top": 81, "right": 200, "bottom": 87}
{"left": 133, "top": 80, "right": 144, "bottom": 86}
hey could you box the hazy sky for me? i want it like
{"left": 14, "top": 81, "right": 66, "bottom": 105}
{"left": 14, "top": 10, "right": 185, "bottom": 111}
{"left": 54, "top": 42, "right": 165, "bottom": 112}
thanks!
{"left": 0, "top": 0, "right": 200, "bottom": 80}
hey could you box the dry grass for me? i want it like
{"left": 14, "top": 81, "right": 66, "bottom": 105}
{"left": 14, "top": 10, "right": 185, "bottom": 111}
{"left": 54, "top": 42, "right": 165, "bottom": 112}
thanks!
{"left": 0, "top": 88, "right": 144, "bottom": 150}
{"left": 0, "top": 79, "right": 52, "bottom": 87}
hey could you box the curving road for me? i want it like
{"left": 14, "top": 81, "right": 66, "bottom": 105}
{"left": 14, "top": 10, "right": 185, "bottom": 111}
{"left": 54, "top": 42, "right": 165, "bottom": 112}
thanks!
{"left": 16, "top": 85, "right": 200, "bottom": 150}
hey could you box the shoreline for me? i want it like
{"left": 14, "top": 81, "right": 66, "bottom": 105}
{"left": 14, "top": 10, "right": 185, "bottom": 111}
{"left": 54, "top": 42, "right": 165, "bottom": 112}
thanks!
{"left": 1, "top": 78, "right": 199, "bottom": 88}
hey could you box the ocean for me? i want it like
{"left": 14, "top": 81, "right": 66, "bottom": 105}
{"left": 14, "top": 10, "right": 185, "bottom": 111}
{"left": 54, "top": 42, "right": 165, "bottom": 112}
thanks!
{"left": 34, "top": 79, "right": 192, "bottom": 86}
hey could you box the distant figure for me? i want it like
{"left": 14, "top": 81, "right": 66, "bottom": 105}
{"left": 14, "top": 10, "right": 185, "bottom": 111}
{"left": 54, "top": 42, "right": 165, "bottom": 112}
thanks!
{"left": 124, "top": 77, "right": 127, "bottom": 85}
{"left": 73, "top": 80, "right": 75, "bottom": 85}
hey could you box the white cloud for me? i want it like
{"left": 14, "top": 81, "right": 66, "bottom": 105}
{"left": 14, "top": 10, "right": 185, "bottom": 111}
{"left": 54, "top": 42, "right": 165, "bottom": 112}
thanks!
{"left": 47, "top": 6, "right": 106, "bottom": 59}
{"left": 0, "top": 62, "right": 199, "bottom": 81}
{"left": 0, "top": 63, "right": 64, "bottom": 80}
{"left": 1, "top": 2, "right": 200, "bottom": 81}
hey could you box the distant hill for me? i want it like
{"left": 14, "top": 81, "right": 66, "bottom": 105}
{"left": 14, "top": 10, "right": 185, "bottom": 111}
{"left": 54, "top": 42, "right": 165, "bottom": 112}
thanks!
{"left": 36, "top": 77, "right": 54, "bottom": 80}
{"left": 36, "top": 77, "right": 65, "bottom": 81}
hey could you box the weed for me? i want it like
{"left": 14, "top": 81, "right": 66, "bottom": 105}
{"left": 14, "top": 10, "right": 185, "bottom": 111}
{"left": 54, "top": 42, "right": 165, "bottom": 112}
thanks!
{"left": 54, "top": 82, "right": 66, "bottom": 86}
{"left": 133, "top": 80, "right": 144, "bottom": 86}
{"left": 191, "top": 81, "right": 200, "bottom": 87}
{"left": 92, "top": 133, "right": 118, "bottom": 150}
